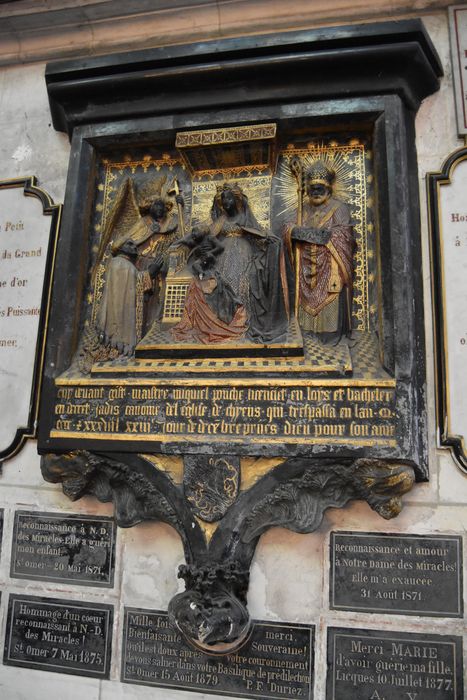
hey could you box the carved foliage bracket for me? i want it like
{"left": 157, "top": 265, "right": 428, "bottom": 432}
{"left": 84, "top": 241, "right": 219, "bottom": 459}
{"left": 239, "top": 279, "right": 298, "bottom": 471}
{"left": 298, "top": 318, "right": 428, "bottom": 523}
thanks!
{"left": 41, "top": 451, "right": 415, "bottom": 653}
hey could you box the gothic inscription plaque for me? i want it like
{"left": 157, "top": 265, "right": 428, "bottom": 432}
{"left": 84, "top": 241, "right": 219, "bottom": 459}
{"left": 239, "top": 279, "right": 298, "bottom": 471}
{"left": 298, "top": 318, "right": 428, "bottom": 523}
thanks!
{"left": 52, "top": 380, "right": 396, "bottom": 448}
{"left": 330, "top": 532, "right": 463, "bottom": 616}
{"left": 122, "top": 609, "right": 314, "bottom": 699}
{"left": 327, "top": 627, "right": 463, "bottom": 700}
{"left": 4, "top": 594, "right": 113, "bottom": 678}
{"left": 11, "top": 511, "right": 116, "bottom": 586}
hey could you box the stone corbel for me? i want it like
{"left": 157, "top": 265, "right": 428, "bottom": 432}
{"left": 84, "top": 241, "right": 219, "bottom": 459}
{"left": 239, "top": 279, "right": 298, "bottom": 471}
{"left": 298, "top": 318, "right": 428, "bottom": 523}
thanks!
{"left": 41, "top": 451, "right": 414, "bottom": 653}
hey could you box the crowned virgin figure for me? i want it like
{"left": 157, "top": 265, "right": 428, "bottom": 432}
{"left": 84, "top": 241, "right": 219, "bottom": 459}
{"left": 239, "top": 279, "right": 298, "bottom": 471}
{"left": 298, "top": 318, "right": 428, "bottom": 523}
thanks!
{"left": 208, "top": 182, "right": 290, "bottom": 344}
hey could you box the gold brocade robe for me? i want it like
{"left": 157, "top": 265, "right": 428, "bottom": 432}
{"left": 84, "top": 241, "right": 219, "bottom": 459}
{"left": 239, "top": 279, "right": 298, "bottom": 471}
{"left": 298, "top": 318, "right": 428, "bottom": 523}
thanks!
{"left": 284, "top": 197, "right": 354, "bottom": 333}
{"left": 96, "top": 254, "right": 151, "bottom": 352}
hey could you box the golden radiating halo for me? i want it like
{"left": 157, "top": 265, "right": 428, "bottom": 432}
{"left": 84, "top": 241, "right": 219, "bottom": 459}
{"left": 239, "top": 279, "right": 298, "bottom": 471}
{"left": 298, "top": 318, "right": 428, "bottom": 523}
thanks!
{"left": 191, "top": 175, "right": 271, "bottom": 229}
{"left": 275, "top": 145, "right": 358, "bottom": 218}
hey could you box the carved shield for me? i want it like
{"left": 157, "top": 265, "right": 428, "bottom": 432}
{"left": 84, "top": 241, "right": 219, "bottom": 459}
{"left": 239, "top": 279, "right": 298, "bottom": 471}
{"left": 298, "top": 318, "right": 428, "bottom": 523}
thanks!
{"left": 183, "top": 455, "right": 240, "bottom": 522}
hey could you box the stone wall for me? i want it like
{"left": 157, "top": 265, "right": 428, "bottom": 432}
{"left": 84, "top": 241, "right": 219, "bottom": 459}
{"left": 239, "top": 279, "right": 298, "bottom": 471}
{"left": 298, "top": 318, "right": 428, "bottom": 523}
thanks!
{"left": 0, "top": 8, "right": 465, "bottom": 700}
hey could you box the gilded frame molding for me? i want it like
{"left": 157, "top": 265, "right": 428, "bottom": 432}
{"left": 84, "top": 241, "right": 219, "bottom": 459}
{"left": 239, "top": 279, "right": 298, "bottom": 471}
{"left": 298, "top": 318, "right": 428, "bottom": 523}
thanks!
{"left": 427, "top": 146, "right": 467, "bottom": 473}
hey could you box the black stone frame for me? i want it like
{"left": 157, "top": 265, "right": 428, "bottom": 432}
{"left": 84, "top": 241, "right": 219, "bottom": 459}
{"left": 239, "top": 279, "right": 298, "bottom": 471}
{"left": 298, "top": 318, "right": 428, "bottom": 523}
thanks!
{"left": 38, "top": 20, "right": 442, "bottom": 478}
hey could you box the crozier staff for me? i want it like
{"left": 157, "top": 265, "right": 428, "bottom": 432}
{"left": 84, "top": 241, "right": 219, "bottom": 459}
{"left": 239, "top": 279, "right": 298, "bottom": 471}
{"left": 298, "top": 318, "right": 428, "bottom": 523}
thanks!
{"left": 284, "top": 160, "right": 354, "bottom": 342}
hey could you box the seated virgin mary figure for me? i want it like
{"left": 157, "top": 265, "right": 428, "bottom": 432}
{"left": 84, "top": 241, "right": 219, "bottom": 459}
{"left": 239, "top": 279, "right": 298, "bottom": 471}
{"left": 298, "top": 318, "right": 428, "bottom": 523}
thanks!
{"left": 172, "top": 182, "right": 290, "bottom": 345}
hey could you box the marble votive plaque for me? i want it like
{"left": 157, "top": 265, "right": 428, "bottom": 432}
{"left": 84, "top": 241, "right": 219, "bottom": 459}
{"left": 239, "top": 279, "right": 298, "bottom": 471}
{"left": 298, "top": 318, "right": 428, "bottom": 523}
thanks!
{"left": 122, "top": 608, "right": 314, "bottom": 699}
{"left": 4, "top": 594, "right": 113, "bottom": 678}
{"left": 11, "top": 510, "right": 116, "bottom": 586}
{"left": 327, "top": 627, "right": 463, "bottom": 699}
{"left": 330, "top": 532, "right": 463, "bottom": 616}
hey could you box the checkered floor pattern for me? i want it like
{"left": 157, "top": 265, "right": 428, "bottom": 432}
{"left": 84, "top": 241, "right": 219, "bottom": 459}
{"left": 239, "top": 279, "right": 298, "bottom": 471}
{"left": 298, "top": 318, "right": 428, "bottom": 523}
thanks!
{"left": 350, "top": 330, "right": 390, "bottom": 379}
{"left": 90, "top": 330, "right": 360, "bottom": 376}
{"left": 58, "top": 327, "right": 389, "bottom": 380}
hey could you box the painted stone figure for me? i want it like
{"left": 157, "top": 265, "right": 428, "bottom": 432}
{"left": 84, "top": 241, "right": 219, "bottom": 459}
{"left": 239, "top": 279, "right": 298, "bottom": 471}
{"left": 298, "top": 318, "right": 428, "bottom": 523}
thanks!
{"left": 173, "top": 225, "right": 225, "bottom": 279}
{"left": 170, "top": 226, "right": 248, "bottom": 344}
{"left": 208, "top": 182, "right": 264, "bottom": 314}
{"left": 95, "top": 239, "right": 155, "bottom": 356}
{"left": 285, "top": 160, "right": 354, "bottom": 341}
{"left": 118, "top": 176, "right": 183, "bottom": 333}
{"left": 79, "top": 176, "right": 183, "bottom": 370}
{"left": 172, "top": 182, "right": 289, "bottom": 345}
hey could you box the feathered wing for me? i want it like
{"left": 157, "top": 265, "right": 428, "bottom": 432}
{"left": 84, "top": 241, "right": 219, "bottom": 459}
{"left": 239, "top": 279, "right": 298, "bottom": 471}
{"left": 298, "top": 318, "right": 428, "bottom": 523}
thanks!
{"left": 90, "top": 177, "right": 141, "bottom": 321}
{"left": 92, "top": 177, "right": 140, "bottom": 284}
{"left": 79, "top": 177, "right": 146, "bottom": 373}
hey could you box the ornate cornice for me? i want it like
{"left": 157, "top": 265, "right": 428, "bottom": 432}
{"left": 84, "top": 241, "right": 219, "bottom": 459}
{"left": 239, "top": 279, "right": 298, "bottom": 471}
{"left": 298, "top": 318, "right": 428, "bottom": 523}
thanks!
{"left": 44, "top": 19, "right": 442, "bottom": 137}
{"left": 0, "top": 1, "right": 451, "bottom": 68}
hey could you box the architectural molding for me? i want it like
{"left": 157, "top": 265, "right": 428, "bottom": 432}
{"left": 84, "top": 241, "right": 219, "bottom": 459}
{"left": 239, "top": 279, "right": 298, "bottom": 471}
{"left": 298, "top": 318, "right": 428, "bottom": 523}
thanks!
{"left": 44, "top": 20, "right": 442, "bottom": 136}
{"left": 0, "top": 0, "right": 452, "bottom": 67}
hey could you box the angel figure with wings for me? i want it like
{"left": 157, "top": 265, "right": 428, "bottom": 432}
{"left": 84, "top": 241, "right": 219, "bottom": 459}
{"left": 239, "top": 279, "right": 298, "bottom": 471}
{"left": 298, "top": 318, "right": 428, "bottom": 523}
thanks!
{"left": 78, "top": 175, "right": 184, "bottom": 372}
